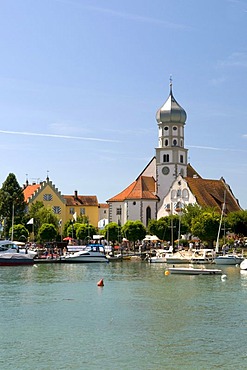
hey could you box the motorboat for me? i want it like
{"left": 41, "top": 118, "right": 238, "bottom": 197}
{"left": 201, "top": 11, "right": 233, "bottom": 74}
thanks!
{"left": 190, "top": 249, "right": 215, "bottom": 264}
{"left": 166, "top": 266, "right": 223, "bottom": 275}
{"left": 61, "top": 244, "right": 108, "bottom": 263}
{"left": 214, "top": 254, "right": 244, "bottom": 265}
{"left": 240, "top": 259, "right": 247, "bottom": 270}
{"left": 165, "top": 251, "right": 192, "bottom": 264}
{"left": 149, "top": 250, "right": 168, "bottom": 263}
{"left": 0, "top": 240, "right": 37, "bottom": 257}
{"left": 0, "top": 240, "right": 34, "bottom": 266}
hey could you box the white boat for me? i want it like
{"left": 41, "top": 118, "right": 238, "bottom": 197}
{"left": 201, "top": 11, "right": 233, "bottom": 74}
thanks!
{"left": 61, "top": 244, "right": 108, "bottom": 263}
{"left": 190, "top": 249, "right": 215, "bottom": 264}
{"left": 165, "top": 251, "right": 191, "bottom": 264}
{"left": 240, "top": 259, "right": 247, "bottom": 270}
{"left": 214, "top": 254, "right": 244, "bottom": 265}
{"left": 149, "top": 250, "right": 168, "bottom": 263}
{"left": 0, "top": 240, "right": 34, "bottom": 266}
{"left": 167, "top": 266, "right": 223, "bottom": 275}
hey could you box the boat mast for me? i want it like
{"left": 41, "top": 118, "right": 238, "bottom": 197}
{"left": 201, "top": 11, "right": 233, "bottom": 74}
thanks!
{"left": 216, "top": 191, "right": 226, "bottom": 253}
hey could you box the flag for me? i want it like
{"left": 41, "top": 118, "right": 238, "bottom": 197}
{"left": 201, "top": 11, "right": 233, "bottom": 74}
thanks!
{"left": 27, "top": 218, "right": 34, "bottom": 225}
{"left": 73, "top": 212, "right": 77, "bottom": 222}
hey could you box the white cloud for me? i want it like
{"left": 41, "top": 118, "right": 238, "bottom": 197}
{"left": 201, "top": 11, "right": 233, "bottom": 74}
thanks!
{"left": 218, "top": 52, "right": 247, "bottom": 68}
{"left": 0, "top": 130, "right": 119, "bottom": 143}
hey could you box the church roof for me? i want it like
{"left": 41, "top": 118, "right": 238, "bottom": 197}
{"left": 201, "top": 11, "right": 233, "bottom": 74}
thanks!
{"left": 186, "top": 163, "right": 202, "bottom": 178}
{"left": 185, "top": 177, "right": 241, "bottom": 213}
{"left": 107, "top": 176, "right": 158, "bottom": 202}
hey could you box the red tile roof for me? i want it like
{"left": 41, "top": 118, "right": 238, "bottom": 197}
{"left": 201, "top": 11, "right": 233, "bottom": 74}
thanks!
{"left": 63, "top": 195, "right": 98, "bottom": 206}
{"left": 107, "top": 176, "right": 158, "bottom": 202}
{"left": 23, "top": 184, "right": 41, "bottom": 202}
{"left": 186, "top": 177, "right": 241, "bottom": 213}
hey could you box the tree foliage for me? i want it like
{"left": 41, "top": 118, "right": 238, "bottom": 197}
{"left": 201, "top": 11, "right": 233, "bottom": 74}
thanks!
{"left": 38, "top": 223, "right": 58, "bottom": 242}
{"left": 0, "top": 173, "right": 26, "bottom": 237}
{"left": 121, "top": 220, "right": 146, "bottom": 245}
{"left": 191, "top": 211, "right": 220, "bottom": 247}
{"left": 9, "top": 224, "right": 29, "bottom": 242}
{"left": 102, "top": 222, "right": 120, "bottom": 244}
{"left": 226, "top": 210, "right": 247, "bottom": 236}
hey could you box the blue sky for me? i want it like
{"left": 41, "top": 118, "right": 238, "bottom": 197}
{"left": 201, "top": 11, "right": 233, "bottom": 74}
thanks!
{"left": 0, "top": 0, "right": 247, "bottom": 209}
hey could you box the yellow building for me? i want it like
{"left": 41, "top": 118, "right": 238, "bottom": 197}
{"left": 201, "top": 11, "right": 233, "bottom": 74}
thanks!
{"left": 23, "top": 177, "right": 99, "bottom": 229}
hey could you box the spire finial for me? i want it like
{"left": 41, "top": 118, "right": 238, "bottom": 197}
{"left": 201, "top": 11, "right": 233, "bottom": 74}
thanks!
{"left": 169, "top": 75, "right": 173, "bottom": 93}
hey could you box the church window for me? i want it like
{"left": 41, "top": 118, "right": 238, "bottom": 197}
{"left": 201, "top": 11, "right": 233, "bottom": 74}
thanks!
{"left": 180, "top": 155, "right": 184, "bottom": 163}
{"left": 163, "top": 154, "right": 169, "bottom": 162}
{"left": 164, "top": 126, "right": 169, "bottom": 131}
{"left": 182, "top": 189, "right": 189, "bottom": 200}
{"left": 173, "top": 139, "right": 177, "bottom": 146}
{"left": 177, "top": 189, "right": 181, "bottom": 197}
{"left": 146, "top": 206, "right": 151, "bottom": 226}
{"left": 171, "top": 190, "right": 176, "bottom": 200}
{"left": 133, "top": 201, "right": 136, "bottom": 205}
{"left": 165, "top": 139, "right": 168, "bottom": 146}
{"left": 173, "top": 126, "right": 178, "bottom": 131}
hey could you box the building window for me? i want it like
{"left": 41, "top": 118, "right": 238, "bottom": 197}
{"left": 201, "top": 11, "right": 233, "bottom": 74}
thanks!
{"left": 165, "top": 139, "right": 169, "bottom": 146}
{"left": 69, "top": 207, "right": 74, "bottom": 214}
{"left": 80, "top": 208, "right": 85, "bottom": 215}
{"left": 116, "top": 208, "right": 122, "bottom": 216}
{"left": 180, "top": 155, "right": 184, "bottom": 163}
{"left": 146, "top": 206, "right": 151, "bottom": 226}
{"left": 177, "top": 189, "right": 181, "bottom": 197}
{"left": 173, "top": 126, "right": 178, "bottom": 131}
{"left": 164, "top": 126, "right": 169, "bottom": 131}
{"left": 52, "top": 206, "right": 61, "bottom": 214}
{"left": 43, "top": 194, "right": 52, "bottom": 201}
{"left": 163, "top": 154, "right": 169, "bottom": 162}
{"left": 173, "top": 139, "right": 177, "bottom": 146}
{"left": 182, "top": 189, "right": 189, "bottom": 200}
{"left": 133, "top": 201, "right": 136, "bottom": 205}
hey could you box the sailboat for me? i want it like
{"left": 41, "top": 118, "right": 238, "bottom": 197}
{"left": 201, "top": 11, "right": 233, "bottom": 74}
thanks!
{"left": 214, "top": 192, "right": 244, "bottom": 265}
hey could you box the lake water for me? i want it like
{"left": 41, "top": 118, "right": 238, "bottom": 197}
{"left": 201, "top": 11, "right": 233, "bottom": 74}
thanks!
{"left": 0, "top": 261, "right": 246, "bottom": 370}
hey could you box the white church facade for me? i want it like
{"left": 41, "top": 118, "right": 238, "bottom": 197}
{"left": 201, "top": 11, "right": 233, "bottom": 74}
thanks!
{"left": 107, "top": 81, "right": 241, "bottom": 226}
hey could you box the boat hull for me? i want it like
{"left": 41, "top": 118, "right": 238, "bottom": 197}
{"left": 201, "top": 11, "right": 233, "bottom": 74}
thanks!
{"left": 167, "top": 267, "right": 222, "bottom": 275}
{"left": 214, "top": 256, "right": 244, "bottom": 265}
{"left": 0, "top": 253, "right": 34, "bottom": 266}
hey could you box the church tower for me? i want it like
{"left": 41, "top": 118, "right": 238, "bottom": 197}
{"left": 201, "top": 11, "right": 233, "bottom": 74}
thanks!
{"left": 155, "top": 80, "right": 188, "bottom": 207}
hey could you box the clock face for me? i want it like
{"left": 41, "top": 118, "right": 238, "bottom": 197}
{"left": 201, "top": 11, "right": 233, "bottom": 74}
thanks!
{"left": 162, "top": 166, "right": 170, "bottom": 175}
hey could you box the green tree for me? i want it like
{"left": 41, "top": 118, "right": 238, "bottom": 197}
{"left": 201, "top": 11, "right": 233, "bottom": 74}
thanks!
{"left": 9, "top": 224, "right": 29, "bottom": 242}
{"left": 147, "top": 218, "right": 170, "bottom": 240}
{"left": 226, "top": 210, "right": 247, "bottom": 236}
{"left": 0, "top": 173, "right": 26, "bottom": 237}
{"left": 191, "top": 211, "right": 220, "bottom": 248}
{"left": 38, "top": 223, "right": 58, "bottom": 242}
{"left": 26, "top": 203, "right": 59, "bottom": 240}
{"left": 121, "top": 220, "right": 146, "bottom": 250}
{"left": 103, "top": 222, "right": 119, "bottom": 244}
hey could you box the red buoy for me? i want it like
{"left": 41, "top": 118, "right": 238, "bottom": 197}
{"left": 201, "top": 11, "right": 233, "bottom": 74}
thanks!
{"left": 97, "top": 278, "right": 104, "bottom": 287}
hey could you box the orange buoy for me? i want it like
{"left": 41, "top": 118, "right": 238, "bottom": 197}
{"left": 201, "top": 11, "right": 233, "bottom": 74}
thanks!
{"left": 165, "top": 270, "right": 170, "bottom": 276}
{"left": 97, "top": 278, "right": 104, "bottom": 287}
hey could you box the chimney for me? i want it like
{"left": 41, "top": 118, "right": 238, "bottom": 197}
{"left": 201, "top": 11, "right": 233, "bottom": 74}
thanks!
{"left": 74, "top": 190, "right": 78, "bottom": 198}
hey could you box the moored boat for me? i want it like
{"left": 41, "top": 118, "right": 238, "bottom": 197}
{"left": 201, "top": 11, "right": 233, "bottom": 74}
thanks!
{"left": 240, "top": 259, "right": 247, "bottom": 270}
{"left": 0, "top": 240, "right": 35, "bottom": 266}
{"left": 166, "top": 266, "right": 223, "bottom": 275}
{"left": 214, "top": 254, "right": 244, "bottom": 265}
{"left": 61, "top": 244, "right": 108, "bottom": 263}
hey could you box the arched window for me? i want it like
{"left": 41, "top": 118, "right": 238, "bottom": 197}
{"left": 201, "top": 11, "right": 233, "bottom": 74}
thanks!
{"left": 163, "top": 154, "right": 169, "bottom": 162}
{"left": 165, "top": 139, "right": 168, "bottom": 146}
{"left": 146, "top": 206, "right": 151, "bottom": 226}
{"left": 173, "top": 139, "right": 177, "bottom": 146}
{"left": 182, "top": 189, "right": 189, "bottom": 200}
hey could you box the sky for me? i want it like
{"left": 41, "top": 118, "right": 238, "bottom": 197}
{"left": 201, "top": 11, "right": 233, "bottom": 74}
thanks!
{"left": 0, "top": 0, "right": 247, "bottom": 209}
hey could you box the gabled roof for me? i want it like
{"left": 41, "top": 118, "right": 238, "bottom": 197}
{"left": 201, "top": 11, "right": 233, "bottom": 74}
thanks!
{"left": 107, "top": 176, "right": 159, "bottom": 202}
{"left": 63, "top": 195, "right": 98, "bottom": 207}
{"left": 23, "top": 184, "right": 41, "bottom": 202}
{"left": 186, "top": 163, "right": 201, "bottom": 178}
{"left": 186, "top": 176, "right": 241, "bottom": 213}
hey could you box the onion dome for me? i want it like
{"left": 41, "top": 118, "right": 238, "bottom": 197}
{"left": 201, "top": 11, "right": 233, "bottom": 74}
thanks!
{"left": 156, "top": 81, "right": 187, "bottom": 124}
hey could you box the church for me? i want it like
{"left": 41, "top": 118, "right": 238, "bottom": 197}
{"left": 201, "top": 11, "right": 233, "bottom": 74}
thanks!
{"left": 107, "top": 81, "right": 241, "bottom": 226}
